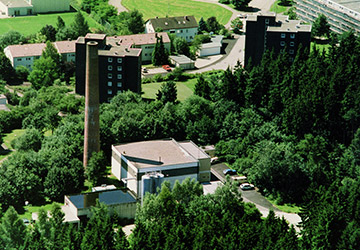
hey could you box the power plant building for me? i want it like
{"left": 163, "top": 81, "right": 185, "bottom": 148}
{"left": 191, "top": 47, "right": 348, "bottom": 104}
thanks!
{"left": 111, "top": 138, "right": 211, "bottom": 198}
{"left": 75, "top": 33, "right": 142, "bottom": 103}
{"left": 295, "top": 0, "right": 360, "bottom": 35}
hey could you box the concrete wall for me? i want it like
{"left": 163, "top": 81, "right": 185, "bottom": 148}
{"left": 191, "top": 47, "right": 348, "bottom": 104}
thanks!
{"left": 0, "top": 1, "right": 8, "bottom": 15}
{"left": 198, "top": 45, "right": 221, "bottom": 57}
{"left": 31, "top": 0, "right": 70, "bottom": 13}
{"left": 8, "top": 7, "right": 32, "bottom": 16}
{"left": 198, "top": 158, "right": 211, "bottom": 182}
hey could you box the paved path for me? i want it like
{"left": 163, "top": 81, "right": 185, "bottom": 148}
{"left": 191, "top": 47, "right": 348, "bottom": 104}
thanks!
{"left": 108, "top": 0, "right": 128, "bottom": 13}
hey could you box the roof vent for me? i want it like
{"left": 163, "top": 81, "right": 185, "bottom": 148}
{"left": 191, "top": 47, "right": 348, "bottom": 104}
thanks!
{"left": 184, "top": 16, "right": 189, "bottom": 21}
{"left": 165, "top": 22, "right": 168, "bottom": 25}
{"left": 178, "top": 21, "right": 181, "bottom": 24}
{"left": 183, "top": 20, "right": 186, "bottom": 24}
{"left": 155, "top": 16, "right": 158, "bottom": 19}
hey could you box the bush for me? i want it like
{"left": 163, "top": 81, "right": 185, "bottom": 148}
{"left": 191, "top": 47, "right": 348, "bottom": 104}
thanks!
{"left": 153, "top": 74, "right": 163, "bottom": 82}
{"left": 15, "top": 66, "right": 29, "bottom": 82}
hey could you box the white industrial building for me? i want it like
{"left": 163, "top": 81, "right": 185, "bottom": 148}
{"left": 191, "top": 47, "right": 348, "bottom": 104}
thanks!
{"left": 0, "top": 0, "right": 70, "bottom": 16}
{"left": 169, "top": 55, "right": 195, "bottom": 69}
{"left": 198, "top": 35, "right": 223, "bottom": 57}
{"left": 111, "top": 138, "right": 211, "bottom": 198}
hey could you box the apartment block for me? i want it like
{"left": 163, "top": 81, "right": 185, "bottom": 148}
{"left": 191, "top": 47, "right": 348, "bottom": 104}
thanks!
{"left": 295, "top": 0, "right": 360, "bottom": 35}
{"left": 75, "top": 34, "right": 142, "bottom": 103}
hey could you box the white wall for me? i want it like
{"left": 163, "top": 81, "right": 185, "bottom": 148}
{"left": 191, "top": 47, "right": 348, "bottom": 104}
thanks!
{"left": 31, "top": 0, "right": 70, "bottom": 13}
{"left": 172, "top": 27, "right": 198, "bottom": 42}
{"left": 0, "top": 1, "right": 9, "bottom": 15}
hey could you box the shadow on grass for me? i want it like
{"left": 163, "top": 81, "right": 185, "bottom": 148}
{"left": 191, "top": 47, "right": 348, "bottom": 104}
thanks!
{"left": 237, "top": 6, "right": 260, "bottom": 12}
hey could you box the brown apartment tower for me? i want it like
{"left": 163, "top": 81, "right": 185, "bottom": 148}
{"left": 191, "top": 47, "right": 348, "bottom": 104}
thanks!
{"left": 83, "top": 41, "right": 100, "bottom": 168}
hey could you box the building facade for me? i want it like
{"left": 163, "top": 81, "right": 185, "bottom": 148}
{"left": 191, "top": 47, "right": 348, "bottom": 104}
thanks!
{"left": 245, "top": 13, "right": 311, "bottom": 66}
{"left": 0, "top": 0, "right": 70, "bottom": 16}
{"left": 111, "top": 32, "right": 171, "bottom": 64}
{"left": 4, "top": 40, "right": 75, "bottom": 70}
{"left": 145, "top": 16, "right": 198, "bottom": 42}
{"left": 295, "top": 0, "right": 360, "bottom": 35}
{"left": 75, "top": 34, "right": 142, "bottom": 103}
{"left": 111, "top": 138, "right": 211, "bottom": 198}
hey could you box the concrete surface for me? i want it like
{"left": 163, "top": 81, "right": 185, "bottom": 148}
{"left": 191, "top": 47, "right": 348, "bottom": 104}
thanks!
{"left": 108, "top": 0, "right": 128, "bottom": 13}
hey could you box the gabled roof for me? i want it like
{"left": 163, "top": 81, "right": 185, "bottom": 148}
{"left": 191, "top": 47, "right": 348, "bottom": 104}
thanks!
{"left": 148, "top": 16, "right": 198, "bottom": 30}
{"left": 0, "top": 0, "right": 32, "bottom": 8}
{"left": 109, "top": 32, "right": 170, "bottom": 46}
{"left": 5, "top": 40, "right": 76, "bottom": 58}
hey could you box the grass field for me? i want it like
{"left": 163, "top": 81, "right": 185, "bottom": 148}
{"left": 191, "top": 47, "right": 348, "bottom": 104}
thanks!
{"left": 2, "top": 129, "right": 26, "bottom": 149}
{"left": 122, "top": 0, "right": 232, "bottom": 25}
{"left": 142, "top": 78, "right": 197, "bottom": 101}
{"left": 311, "top": 42, "right": 331, "bottom": 53}
{"left": 0, "top": 11, "right": 101, "bottom": 36}
{"left": 19, "top": 202, "right": 62, "bottom": 220}
{"left": 269, "top": 0, "right": 290, "bottom": 13}
{"left": 266, "top": 197, "right": 301, "bottom": 213}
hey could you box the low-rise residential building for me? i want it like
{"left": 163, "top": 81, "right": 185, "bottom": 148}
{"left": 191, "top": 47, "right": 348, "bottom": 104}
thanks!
{"left": 4, "top": 40, "right": 76, "bottom": 70}
{"left": 75, "top": 33, "right": 142, "bottom": 103}
{"left": 145, "top": 16, "right": 198, "bottom": 42}
{"left": 295, "top": 0, "right": 360, "bottom": 35}
{"left": 111, "top": 32, "right": 171, "bottom": 64}
{"left": 111, "top": 138, "right": 211, "bottom": 199}
{"left": 0, "top": 0, "right": 70, "bottom": 16}
{"left": 245, "top": 13, "right": 311, "bottom": 66}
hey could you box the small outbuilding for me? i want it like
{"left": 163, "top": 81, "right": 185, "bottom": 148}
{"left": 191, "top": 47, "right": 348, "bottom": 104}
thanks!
{"left": 0, "top": 94, "right": 7, "bottom": 105}
{"left": 198, "top": 35, "right": 223, "bottom": 57}
{"left": 169, "top": 55, "right": 195, "bottom": 70}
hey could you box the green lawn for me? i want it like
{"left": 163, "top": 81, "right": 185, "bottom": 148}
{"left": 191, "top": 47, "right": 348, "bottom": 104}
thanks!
{"left": 266, "top": 197, "right": 301, "bottom": 213}
{"left": 270, "top": 0, "right": 290, "bottom": 13}
{"left": 0, "top": 12, "right": 101, "bottom": 36}
{"left": 142, "top": 78, "right": 196, "bottom": 101}
{"left": 122, "top": 0, "right": 232, "bottom": 25}
{"left": 2, "top": 129, "right": 26, "bottom": 149}
{"left": 19, "top": 202, "right": 62, "bottom": 220}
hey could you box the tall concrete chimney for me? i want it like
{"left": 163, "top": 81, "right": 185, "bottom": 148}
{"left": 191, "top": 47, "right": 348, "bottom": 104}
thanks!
{"left": 83, "top": 41, "right": 100, "bottom": 168}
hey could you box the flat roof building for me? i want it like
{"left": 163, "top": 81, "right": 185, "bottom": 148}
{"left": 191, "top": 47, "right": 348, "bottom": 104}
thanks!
{"left": 295, "top": 0, "right": 360, "bottom": 35}
{"left": 111, "top": 138, "right": 211, "bottom": 198}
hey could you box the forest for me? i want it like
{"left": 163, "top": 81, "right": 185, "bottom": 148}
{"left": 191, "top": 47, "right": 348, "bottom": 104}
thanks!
{"left": 0, "top": 25, "right": 359, "bottom": 248}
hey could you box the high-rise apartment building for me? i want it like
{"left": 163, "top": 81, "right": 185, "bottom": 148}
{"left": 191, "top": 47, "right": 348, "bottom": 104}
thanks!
{"left": 295, "top": 0, "right": 360, "bottom": 35}
{"left": 76, "top": 34, "right": 142, "bottom": 103}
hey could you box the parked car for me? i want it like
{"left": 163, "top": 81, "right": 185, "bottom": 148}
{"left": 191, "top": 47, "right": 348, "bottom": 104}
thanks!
{"left": 223, "top": 169, "right": 237, "bottom": 176}
{"left": 162, "top": 65, "right": 172, "bottom": 71}
{"left": 240, "top": 183, "right": 255, "bottom": 190}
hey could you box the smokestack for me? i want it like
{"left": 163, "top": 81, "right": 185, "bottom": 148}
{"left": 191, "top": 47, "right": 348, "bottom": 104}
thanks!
{"left": 83, "top": 41, "right": 100, "bottom": 168}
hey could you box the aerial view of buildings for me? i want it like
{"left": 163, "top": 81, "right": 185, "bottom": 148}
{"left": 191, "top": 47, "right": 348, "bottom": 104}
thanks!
{"left": 0, "top": 0, "right": 359, "bottom": 248}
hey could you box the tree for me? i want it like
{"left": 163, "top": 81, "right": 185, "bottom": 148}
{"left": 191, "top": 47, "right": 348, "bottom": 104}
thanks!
{"left": 71, "top": 11, "right": 90, "bottom": 38}
{"left": 230, "top": 18, "right": 243, "bottom": 34}
{"left": 28, "top": 56, "right": 59, "bottom": 90}
{"left": 127, "top": 9, "right": 144, "bottom": 34}
{"left": 42, "top": 40, "right": 61, "bottom": 66}
{"left": 0, "top": 52, "right": 17, "bottom": 83}
{"left": 56, "top": 16, "right": 65, "bottom": 31}
{"left": 312, "top": 14, "right": 331, "bottom": 38}
{"left": 0, "top": 30, "right": 25, "bottom": 50}
{"left": 11, "top": 128, "right": 43, "bottom": 152}
{"left": 152, "top": 35, "right": 169, "bottom": 66}
{"left": 40, "top": 24, "right": 57, "bottom": 42}
{"left": 173, "top": 37, "right": 190, "bottom": 57}
{"left": 194, "top": 75, "right": 211, "bottom": 100}
{"left": 279, "top": 0, "right": 292, "bottom": 6}
{"left": 231, "top": 0, "right": 252, "bottom": 9}
{"left": 0, "top": 206, "right": 26, "bottom": 249}
{"left": 85, "top": 151, "right": 107, "bottom": 186}
{"left": 206, "top": 16, "right": 222, "bottom": 33}
{"left": 56, "top": 26, "right": 77, "bottom": 41}
{"left": 16, "top": 65, "right": 29, "bottom": 82}
{"left": 156, "top": 81, "right": 177, "bottom": 104}
{"left": 198, "top": 17, "right": 207, "bottom": 33}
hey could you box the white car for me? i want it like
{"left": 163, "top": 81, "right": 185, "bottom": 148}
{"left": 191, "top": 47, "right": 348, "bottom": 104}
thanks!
{"left": 240, "top": 183, "right": 255, "bottom": 190}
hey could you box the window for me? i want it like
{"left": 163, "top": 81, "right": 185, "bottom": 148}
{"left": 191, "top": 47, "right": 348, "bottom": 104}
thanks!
{"left": 289, "top": 49, "right": 294, "bottom": 54}
{"left": 280, "top": 41, "right": 285, "bottom": 46}
{"left": 26, "top": 57, "right": 31, "bottom": 61}
{"left": 117, "top": 74, "right": 122, "bottom": 80}
{"left": 117, "top": 82, "right": 122, "bottom": 87}
{"left": 290, "top": 34, "right": 295, "bottom": 39}
{"left": 108, "top": 73, "right": 112, "bottom": 79}
{"left": 290, "top": 42, "right": 295, "bottom": 47}
{"left": 108, "top": 65, "right": 113, "bottom": 71}
{"left": 117, "top": 66, "right": 122, "bottom": 71}
{"left": 281, "top": 33, "right": 286, "bottom": 38}
{"left": 108, "top": 89, "right": 112, "bottom": 95}
{"left": 108, "top": 57, "right": 113, "bottom": 63}
{"left": 117, "top": 58, "right": 122, "bottom": 63}
{"left": 17, "top": 58, "right": 22, "bottom": 61}
{"left": 186, "top": 29, "right": 188, "bottom": 33}
{"left": 117, "top": 90, "right": 122, "bottom": 94}
{"left": 108, "top": 81, "right": 112, "bottom": 87}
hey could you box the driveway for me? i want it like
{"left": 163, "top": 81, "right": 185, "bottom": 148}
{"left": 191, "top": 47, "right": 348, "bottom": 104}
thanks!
{"left": 108, "top": 0, "right": 127, "bottom": 13}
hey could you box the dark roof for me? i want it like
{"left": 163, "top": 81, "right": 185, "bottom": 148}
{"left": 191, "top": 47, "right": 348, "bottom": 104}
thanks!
{"left": 148, "top": 16, "right": 198, "bottom": 30}
{"left": 68, "top": 189, "right": 136, "bottom": 209}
